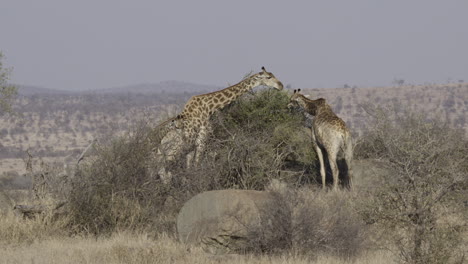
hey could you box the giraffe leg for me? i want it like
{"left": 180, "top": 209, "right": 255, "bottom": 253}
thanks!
{"left": 311, "top": 132, "right": 326, "bottom": 189}
{"left": 315, "top": 146, "right": 326, "bottom": 189}
{"left": 327, "top": 150, "right": 339, "bottom": 191}
{"left": 182, "top": 126, "right": 197, "bottom": 168}
{"left": 192, "top": 124, "right": 209, "bottom": 166}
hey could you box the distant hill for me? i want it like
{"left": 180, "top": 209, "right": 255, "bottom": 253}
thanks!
{"left": 15, "top": 81, "right": 222, "bottom": 96}
{"left": 90, "top": 81, "right": 221, "bottom": 94}
{"left": 16, "top": 85, "right": 76, "bottom": 95}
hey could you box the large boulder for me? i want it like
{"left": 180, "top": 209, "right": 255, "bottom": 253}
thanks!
{"left": 177, "top": 189, "right": 274, "bottom": 254}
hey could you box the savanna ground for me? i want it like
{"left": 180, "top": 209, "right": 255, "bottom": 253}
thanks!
{"left": 1, "top": 88, "right": 467, "bottom": 264}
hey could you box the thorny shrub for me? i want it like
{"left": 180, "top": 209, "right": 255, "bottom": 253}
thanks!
{"left": 356, "top": 105, "right": 468, "bottom": 264}
{"left": 244, "top": 186, "right": 368, "bottom": 259}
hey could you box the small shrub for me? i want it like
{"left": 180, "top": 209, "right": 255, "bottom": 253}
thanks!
{"left": 356, "top": 106, "right": 468, "bottom": 264}
{"left": 245, "top": 187, "right": 368, "bottom": 259}
{"left": 68, "top": 123, "right": 178, "bottom": 235}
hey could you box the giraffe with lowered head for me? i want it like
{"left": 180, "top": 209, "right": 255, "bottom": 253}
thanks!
{"left": 288, "top": 89, "right": 353, "bottom": 190}
{"left": 176, "top": 67, "right": 284, "bottom": 166}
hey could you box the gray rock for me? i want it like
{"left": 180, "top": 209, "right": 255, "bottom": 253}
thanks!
{"left": 177, "top": 189, "right": 274, "bottom": 254}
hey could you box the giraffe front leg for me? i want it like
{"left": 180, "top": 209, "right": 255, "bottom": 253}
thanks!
{"left": 311, "top": 131, "right": 326, "bottom": 189}
{"left": 192, "top": 125, "right": 209, "bottom": 166}
{"left": 314, "top": 145, "right": 326, "bottom": 189}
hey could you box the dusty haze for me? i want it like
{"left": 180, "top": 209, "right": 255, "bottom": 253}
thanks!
{"left": 1, "top": 0, "right": 468, "bottom": 90}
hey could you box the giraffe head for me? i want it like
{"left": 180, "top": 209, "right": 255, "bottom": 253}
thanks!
{"left": 288, "top": 89, "right": 325, "bottom": 116}
{"left": 171, "top": 114, "right": 185, "bottom": 129}
{"left": 250, "top": 67, "right": 284, "bottom": 90}
{"left": 288, "top": 89, "right": 306, "bottom": 110}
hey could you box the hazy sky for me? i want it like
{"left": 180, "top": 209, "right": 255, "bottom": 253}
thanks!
{"left": 1, "top": 0, "right": 467, "bottom": 91}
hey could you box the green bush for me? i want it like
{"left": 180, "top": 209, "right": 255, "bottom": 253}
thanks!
{"left": 180, "top": 89, "right": 317, "bottom": 190}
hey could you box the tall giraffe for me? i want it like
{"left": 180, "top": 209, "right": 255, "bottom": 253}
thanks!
{"left": 176, "top": 67, "right": 283, "bottom": 166}
{"left": 288, "top": 89, "right": 353, "bottom": 190}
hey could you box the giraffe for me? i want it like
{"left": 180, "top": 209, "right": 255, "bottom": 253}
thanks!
{"left": 176, "top": 67, "right": 283, "bottom": 167}
{"left": 288, "top": 89, "right": 353, "bottom": 190}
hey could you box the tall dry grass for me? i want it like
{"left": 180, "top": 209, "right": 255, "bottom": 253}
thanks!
{"left": 0, "top": 231, "right": 395, "bottom": 264}
{"left": 0, "top": 211, "right": 68, "bottom": 246}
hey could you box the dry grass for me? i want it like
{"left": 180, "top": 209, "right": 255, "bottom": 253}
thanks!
{"left": 0, "top": 232, "right": 395, "bottom": 264}
{"left": 0, "top": 188, "right": 393, "bottom": 264}
{"left": 0, "top": 211, "right": 68, "bottom": 246}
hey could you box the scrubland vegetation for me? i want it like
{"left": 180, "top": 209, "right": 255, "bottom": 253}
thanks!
{"left": 1, "top": 88, "right": 467, "bottom": 264}
{"left": 1, "top": 81, "right": 466, "bottom": 174}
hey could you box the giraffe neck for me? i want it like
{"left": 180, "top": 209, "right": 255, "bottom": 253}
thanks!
{"left": 297, "top": 95, "right": 314, "bottom": 113}
{"left": 219, "top": 76, "right": 256, "bottom": 106}
{"left": 297, "top": 95, "right": 330, "bottom": 116}
{"left": 203, "top": 75, "right": 257, "bottom": 114}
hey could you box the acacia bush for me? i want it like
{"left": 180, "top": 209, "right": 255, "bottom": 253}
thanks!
{"left": 67, "top": 122, "right": 179, "bottom": 235}
{"left": 356, "top": 106, "right": 468, "bottom": 264}
{"left": 180, "top": 89, "right": 316, "bottom": 190}
{"left": 67, "top": 89, "right": 316, "bottom": 235}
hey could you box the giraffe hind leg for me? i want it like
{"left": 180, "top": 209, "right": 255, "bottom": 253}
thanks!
{"left": 327, "top": 152, "right": 339, "bottom": 191}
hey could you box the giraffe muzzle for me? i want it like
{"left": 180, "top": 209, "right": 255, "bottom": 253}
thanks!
{"left": 275, "top": 81, "right": 284, "bottom": 90}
